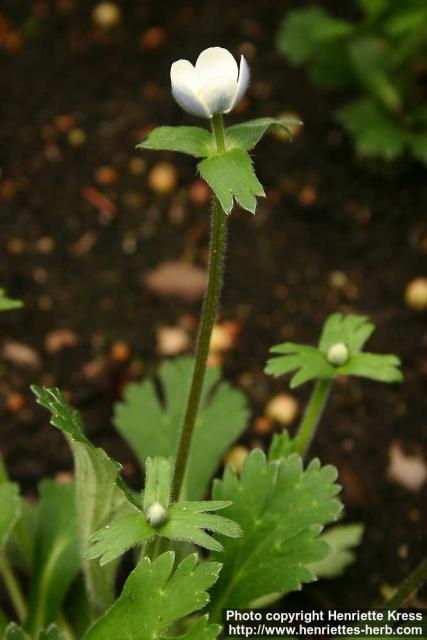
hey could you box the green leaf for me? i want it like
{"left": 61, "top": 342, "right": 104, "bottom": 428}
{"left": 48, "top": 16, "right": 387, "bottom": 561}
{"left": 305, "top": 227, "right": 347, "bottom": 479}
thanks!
{"left": 277, "top": 7, "right": 353, "bottom": 64}
{"left": 137, "top": 126, "right": 213, "bottom": 157}
{"left": 0, "top": 289, "right": 23, "bottom": 312}
{"left": 85, "top": 552, "right": 221, "bottom": 640}
{"left": 198, "top": 148, "right": 265, "bottom": 214}
{"left": 208, "top": 450, "right": 342, "bottom": 616}
{"left": 113, "top": 357, "right": 249, "bottom": 500}
{"left": 89, "top": 497, "right": 240, "bottom": 564}
{"left": 348, "top": 37, "right": 401, "bottom": 112}
{"left": 319, "top": 313, "right": 374, "bottom": 354}
{"left": 31, "top": 386, "right": 135, "bottom": 612}
{"left": 265, "top": 342, "right": 334, "bottom": 388}
{"left": 162, "top": 501, "right": 242, "bottom": 552}
{"left": 226, "top": 117, "right": 302, "bottom": 151}
{"left": 310, "top": 523, "right": 364, "bottom": 579}
{"left": 268, "top": 431, "right": 298, "bottom": 461}
{"left": 340, "top": 352, "right": 403, "bottom": 383}
{"left": 25, "top": 481, "right": 80, "bottom": 635}
{"left": 357, "top": 0, "right": 387, "bottom": 19}
{"left": 2, "top": 624, "right": 65, "bottom": 640}
{"left": 0, "top": 611, "right": 7, "bottom": 637}
{"left": 143, "top": 457, "right": 174, "bottom": 511}
{"left": 0, "top": 483, "right": 22, "bottom": 551}
{"left": 266, "top": 313, "right": 402, "bottom": 387}
{"left": 337, "top": 99, "right": 406, "bottom": 161}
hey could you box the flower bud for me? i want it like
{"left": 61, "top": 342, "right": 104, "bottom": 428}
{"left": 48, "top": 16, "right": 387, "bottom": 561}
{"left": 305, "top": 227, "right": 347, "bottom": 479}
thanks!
{"left": 144, "top": 501, "right": 169, "bottom": 528}
{"left": 326, "top": 342, "right": 349, "bottom": 366}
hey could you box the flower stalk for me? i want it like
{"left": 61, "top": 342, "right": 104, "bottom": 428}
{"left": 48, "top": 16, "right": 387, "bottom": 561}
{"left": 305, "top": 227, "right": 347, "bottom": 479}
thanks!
{"left": 172, "top": 116, "right": 228, "bottom": 501}
{"left": 294, "top": 379, "right": 332, "bottom": 456}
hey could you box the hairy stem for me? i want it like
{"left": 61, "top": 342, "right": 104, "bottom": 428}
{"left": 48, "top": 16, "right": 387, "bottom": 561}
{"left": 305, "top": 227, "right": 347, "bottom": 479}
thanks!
{"left": 0, "top": 554, "right": 27, "bottom": 623}
{"left": 384, "top": 555, "right": 427, "bottom": 609}
{"left": 294, "top": 379, "right": 332, "bottom": 456}
{"left": 172, "top": 115, "right": 228, "bottom": 500}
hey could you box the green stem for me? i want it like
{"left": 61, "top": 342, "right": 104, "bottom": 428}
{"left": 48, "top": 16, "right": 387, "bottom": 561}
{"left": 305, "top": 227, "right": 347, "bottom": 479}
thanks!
{"left": 384, "top": 555, "right": 427, "bottom": 609}
{"left": 294, "top": 379, "right": 332, "bottom": 456}
{"left": 0, "top": 554, "right": 27, "bottom": 623}
{"left": 172, "top": 115, "right": 228, "bottom": 501}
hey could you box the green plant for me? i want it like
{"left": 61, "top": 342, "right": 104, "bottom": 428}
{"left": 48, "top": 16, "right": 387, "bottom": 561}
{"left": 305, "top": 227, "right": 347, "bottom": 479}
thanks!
{"left": 1, "top": 47, "right": 426, "bottom": 640}
{"left": 277, "top": 1, "right": 427, "bottom": 164}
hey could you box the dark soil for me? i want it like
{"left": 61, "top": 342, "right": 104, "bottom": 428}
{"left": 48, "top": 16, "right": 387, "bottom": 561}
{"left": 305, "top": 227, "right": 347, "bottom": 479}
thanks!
{"left": 1, "top": 0, "right": 426, "bottom": 610}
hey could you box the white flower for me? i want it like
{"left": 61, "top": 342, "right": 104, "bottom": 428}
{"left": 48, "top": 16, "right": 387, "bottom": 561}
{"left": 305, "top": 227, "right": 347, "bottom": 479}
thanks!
{"left": 170, "top": 47, "right": 250, "bottom": 118}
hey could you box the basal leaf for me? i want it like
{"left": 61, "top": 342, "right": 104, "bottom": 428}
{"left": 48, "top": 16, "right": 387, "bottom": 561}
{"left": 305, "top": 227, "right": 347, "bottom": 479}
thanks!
{"left": 310, "top": 523, "right": 364, "bottom": 579}
{"left": 25, "top": 481, "right": 80, "bottom": 636}
{"left": 113, "top": 357, "right": 249, "bottom": 500}
{"left": 3, "top": 624, "right": 31, "bottom": 640}
{"left": 198, "top": 148, "right": 265, "bottom": 214}
{"left": 0, "top": 483, "right": 22, "bottom": 551}
{"left": 38, "top": 625, "right": 66, "bottom": 640}
{"left": 85, "top": 552, "right": 221, "bottom": 640}
{"left": 31, "top": 386, "right": 135, "bottom": 612}
{"left": 137, "top": 126, "right": 213, "bottom": 157}
{"left": 208, "top": 450, "right": 342, "bottom": 618}
{"left": 268, "top": 432, "right": 298, "bottom": 461}
{"left": 0, "top": 289, "right": 23, "bottom": 312}
{"left": 226, "top": 117, "right": 302, "bottom": 151}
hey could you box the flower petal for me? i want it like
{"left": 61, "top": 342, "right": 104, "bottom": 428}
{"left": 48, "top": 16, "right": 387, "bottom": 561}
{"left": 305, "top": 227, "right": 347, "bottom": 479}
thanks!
{"left": 195, "top": 47, "right": 238, "bottom": 83}
{"left": 230, "top": 55, "right": 250, "bottom": 111}
{"left": 200, "top": 75, "right": 237, "bottom": 116}
{"left": 170, "top": 60, "right": 210, "bottom": 118}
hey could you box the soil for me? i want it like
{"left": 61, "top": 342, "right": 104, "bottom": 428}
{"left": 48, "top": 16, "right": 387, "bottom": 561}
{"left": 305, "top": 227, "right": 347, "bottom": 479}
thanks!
{"left": 1, "top": 0, "right": 426, "bottom": 610}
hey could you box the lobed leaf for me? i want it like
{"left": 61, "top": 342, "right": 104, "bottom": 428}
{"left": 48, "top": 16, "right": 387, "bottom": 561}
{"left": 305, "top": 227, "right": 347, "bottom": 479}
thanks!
{"left": 113, "top": 357, "right": 249, "bottom": 501}
{"left": 265, "top": 342, "right": 334, "bottom": 388}
{"left": 226, "top": 117, "right": 302, "bottom": 151}
{"left": 137, "top": 126, "right": 213, "bottom": 157}
{"left": 31, "top": 386, "right": 136, "bottom": 612}
{"left": 85, "top": 552, "right": 221, "bottom": 640}
{"left": 208, "top": 450, "right": 342, "bottom": 617}
{"left": 88, "top": 513, "right": 153, "bottom": 566}
{"left": 0, "top": 288, "right": 23, "bottom": 312}
{"left": 319, "top": 313, "right": 374, "bottom": 354}
{"left": 340, "top": 352, "right": 403, "bottom": 383}
{"left": 198, "top": 148, "right": 265, "bottom": 214}
{"left": 143, "top": 457, "right": 174, "bottom": 511}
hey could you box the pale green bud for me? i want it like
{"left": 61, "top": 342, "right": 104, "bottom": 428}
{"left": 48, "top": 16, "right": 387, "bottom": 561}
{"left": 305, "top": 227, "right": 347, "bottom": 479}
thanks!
{"left": 327, "top": 342, "right": 349, "bottom": 366}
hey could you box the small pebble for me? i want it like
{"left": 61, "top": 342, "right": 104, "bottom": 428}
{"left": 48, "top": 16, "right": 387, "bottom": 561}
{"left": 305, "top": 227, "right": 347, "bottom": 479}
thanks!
{"left": 405, "top": 277, "right": 427, "bottom": 311}
{"left": 6, "top": 392, "right": 25, "bottom": 413}
{"left": 156, "top": 326, "right": 190, "bottom": 356}
{"left": 111, "top": 340, "right": 131, "bottom": 362}
{"left": 67, "top": 128, "right": 87, "bottom": 147}
{"left": 224, "top": 445, "right": 249, "bottom": 474}
{"left": 265, "top": 393, "right": 299, "bottom": 425}
{"left": 95, "top": 166, "right": 118, "bottom": 186}
{"left": 148, "top": 162, "right": 177, "bottom": 194}
{"left": 141, "top": 26, "right": 167, "bottom": 51}
{"left": 92, "top": 2, "right": 121, "bottom": 29}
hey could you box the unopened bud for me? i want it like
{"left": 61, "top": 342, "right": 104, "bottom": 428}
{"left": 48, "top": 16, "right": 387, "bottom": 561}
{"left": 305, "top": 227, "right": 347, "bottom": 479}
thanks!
{"left": 327, "top": 342, "right": 349, "bottom": 366}
{"left": 144, "top": 501, "right": 168, "bottom": 528}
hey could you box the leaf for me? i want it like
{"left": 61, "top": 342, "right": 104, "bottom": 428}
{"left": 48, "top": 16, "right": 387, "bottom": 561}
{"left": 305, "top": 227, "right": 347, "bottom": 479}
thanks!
{"left": 162, "top": 501, "right": 242, "bottom": 552}
{"left": 85, "top": 552, "right": 221, "bottom": 640}
{"left": 89, "top": 457, "right": 241, "bottom": 564}
{"left": 409, "top": 132, "right": 427, "bottom": 166}
{"left": 340, "top": 352, "right": 403, "bottom": 383}
{"left": 310, "top": 523, "right": 364, "bottom": 579}
{"left": 0, "top": 289, "right": 23, "bottom": 312}
{"left": 226, "top": 118, "right": 302, "bottom": 151}
{"left": 319, "top": 313, "right": 374, "bottom": 354}
{"left": 277, "top": 7, "right": 353, "bottom": 64}
{"left": 266, "top": 313, "right": 402, "bottom": 387}
{"left": 25, "top": 481, "right": 80, "bottom": 635}
{"left": 336, "top": 99, "right": 406, "bottom": 160}
{"left": 268, "top": 431, "right": 298, "bottom": 461}
{"left": 143, "top": 456, "right": 174, "bottom": 511}
{"left": 208, "top": 450, "right": 342, "bottom": 617}
{"left": 198, "top": 148, "right": 265, "bottom": 214}
{"left": 0, "top": 483, "right": 22, "bottom": 551}
{"left": 113, "top": 357, "right": 249, "bottom": 500}
{"left": 137, "top": 126, "right": 213, "bottom": 157}
{"left": 357, "top": 0, "right": 387, "bottom": 19}
{"left": 265, "top": 342, "right": 334, "bottom": 388}
{"left": 348, "top": 37, "right": 401, "bottom": 112}
{"left": 31, "top": 386, "right": 135, "bottom": 612}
